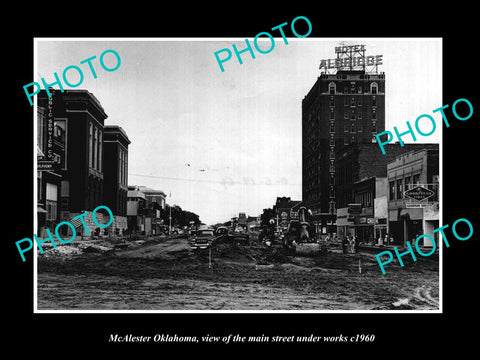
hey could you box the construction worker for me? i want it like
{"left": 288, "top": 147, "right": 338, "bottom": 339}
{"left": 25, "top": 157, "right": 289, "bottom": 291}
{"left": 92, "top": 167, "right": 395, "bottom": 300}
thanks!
{"left": 343, "top": 236, "right": 349, "bottom": 254}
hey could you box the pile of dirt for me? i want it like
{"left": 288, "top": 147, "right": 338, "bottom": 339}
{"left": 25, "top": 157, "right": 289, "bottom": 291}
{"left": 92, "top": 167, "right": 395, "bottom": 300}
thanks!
{"left": 40, "top": 240, "right": 118, "bottom": 260}
{"left": 213, "top": 242, "right": 268, "bottom": 263}
{"left": 37, "top": 235, "right": 440, "bottom": 310}
{"left": 42, "top": 246, "right": 83, "bottom": 258}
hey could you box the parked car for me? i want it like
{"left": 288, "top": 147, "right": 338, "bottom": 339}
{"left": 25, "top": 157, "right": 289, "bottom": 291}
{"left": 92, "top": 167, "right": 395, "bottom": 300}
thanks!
{"left": 190, "top": 228, "right": 216, "bottom": 249}
{"left": 158, "top": 225, "right": 169, "bottom": 235}
{"left": 230, "top": 226, "right": 250, "bottom": 244}
{"left": 214, "top": 226, "right": 230, "bottom": 242}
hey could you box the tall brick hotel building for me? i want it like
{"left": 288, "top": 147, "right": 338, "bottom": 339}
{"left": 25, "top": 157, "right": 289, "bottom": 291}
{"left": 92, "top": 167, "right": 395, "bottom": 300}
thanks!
{"left": 301, "top": 44, "right": 439, "bottom": 246}
{"left": 302, "top": 44, "right": 386, "bottom": 233}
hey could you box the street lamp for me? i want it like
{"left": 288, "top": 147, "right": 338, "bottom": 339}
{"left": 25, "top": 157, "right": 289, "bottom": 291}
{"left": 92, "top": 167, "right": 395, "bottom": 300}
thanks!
{"left": 169, "top": 203, "right": 172, "bottom": 234}
{"left": 168, "top": 191, "right": 172, "bottom": 235}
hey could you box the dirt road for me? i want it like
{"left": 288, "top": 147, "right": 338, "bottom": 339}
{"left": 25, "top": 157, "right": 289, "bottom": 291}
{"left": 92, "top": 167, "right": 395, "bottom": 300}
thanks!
{"left": 37, "top": 236, "right": 439, "bottom": 311}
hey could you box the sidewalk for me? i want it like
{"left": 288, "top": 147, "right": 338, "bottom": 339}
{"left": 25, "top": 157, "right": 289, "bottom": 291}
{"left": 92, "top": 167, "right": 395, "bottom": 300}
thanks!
{"left": 358, "top": 243, "right": 440, "bottom": 257}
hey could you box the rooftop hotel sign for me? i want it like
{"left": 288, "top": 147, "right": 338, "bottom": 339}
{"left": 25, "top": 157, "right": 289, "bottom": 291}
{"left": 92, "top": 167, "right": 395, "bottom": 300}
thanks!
{"left": 319, "top": 44, "right": 383, "bottom": 71}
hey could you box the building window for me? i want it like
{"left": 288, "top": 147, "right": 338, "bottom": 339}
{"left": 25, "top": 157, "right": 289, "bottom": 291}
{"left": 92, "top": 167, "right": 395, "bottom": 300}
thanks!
{"left": 330, "top": 123, "right": 335, "bottom": 133}
{"left": 61, "top": 197, "right": 69, "bottom": 211}
{"left": 119, "top": 149, "right": 124, "bottom": 185}
{"left": 357, "top": 98, "right": 362, "bottom": 106}
{"left": 357, "top": 124, "right": 363, "bottom": 132}
{"left": 372, "top": 122, "right": 377, "bottom": 132}
{"left": 329, "top": 82, "right": 336, "bottom": 94}
{"left": 122, "top": 150, "right": 124, "bottom": 185}
{"left": 37, "top": 175, "right": 42, "bottom": 202}
{"left": 344, "top": 113, "right": 348, "bottom": 120}
{"left": 357, "top": 86, "right": 362, "bottom": 94}
{"left": 396, "top": 178, "right": 403, "bottom": 199}
{"left": 350, "top": 97, "right": 355, "bottom": 107}
{"left": 118, "top": 149, "right": 122, "bottom": 184}
{"left": 93, "top": 127, "right": 98, "bottom": 170}
{"left": 405, "top": 176, "right": 412, "bottom": 191}
{"left": 413, "top": 174, "right": 420, "bottom": 184}
{"left": 372, "top": 96, "right": 377, "bottom": 107}
{"left": 329, "top": 138, "right": 335, "bottom": 146}
{"left": 344, "top": 125, "right": 349, "bottom": 133}
{"left": 350, "top": 123, "right": 355, "bottom": 133}
{"left": 98, "top": 132, "right": 102, "bottom": 172}
{"left": 358, "top": 111, "right": 362, "bottom": 119}
{"left": 344, "top": 97, "right": 348, "bottom": 106}
{"left": 355, "top": 193, "right": 361, "bottom": 206}
{"left": 118, "top": 148, "right": 128, "bottom": 186}
{"left": 371, "top": 82, "right": 378, "bottom": 94}
{"left": 46, "top": 200, "right": 57, "bottom": 221}
{"left": 89, "top": 123, "right": 93, "bottom": 168}
{"left": 344, "top": 85, "right": 349, "bottom": 94}
{"left": 46, "top": 183, "right": 58, "bottom": 221}
{"left": 344, "top": 138, "right": 349, "bottom": 146}
{"left": 37, "top": 107, "right": 45, "bottom": 153}
{"left": 54, "top": 124, "right": 63, "bottom": 138}
{"left": 330, "top": 96, "right": 334, "bottom": 107}
{"left": 350, "top": 110, "right": 356, "bottom": 120}
{"left": 61, "top": 180, "right": 69, "bottom": 211}
{"left": 389, "top": 181, "right": 395, "bottom": 200}
{"left": 330, "top": 111, "right": 335, "bottom": 120}
{"left": 124, "top": 150, "right": 128, "bottom": 186}
{"left": 372, "top": 110, "right": 377, "bottom": 120}
{"left": 54, "top": 119, "right": 68, "bottom": 170}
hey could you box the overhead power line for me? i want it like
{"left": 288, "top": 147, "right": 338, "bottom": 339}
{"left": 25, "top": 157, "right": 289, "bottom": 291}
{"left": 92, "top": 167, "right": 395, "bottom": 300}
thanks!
{"left": 129, "top": 173, "right": 300, "bottom": 186}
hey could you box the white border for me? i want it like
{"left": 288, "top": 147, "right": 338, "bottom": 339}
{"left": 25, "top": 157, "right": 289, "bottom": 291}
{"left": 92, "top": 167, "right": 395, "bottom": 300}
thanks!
{"left": 33, "top": 37, "right": 443, "bottom": 314}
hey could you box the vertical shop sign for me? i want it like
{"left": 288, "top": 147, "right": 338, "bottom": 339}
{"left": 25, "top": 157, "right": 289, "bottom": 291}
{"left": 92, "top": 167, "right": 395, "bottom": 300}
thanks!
{"left": 46, "top": 89, "right": 54, "bottom": 161}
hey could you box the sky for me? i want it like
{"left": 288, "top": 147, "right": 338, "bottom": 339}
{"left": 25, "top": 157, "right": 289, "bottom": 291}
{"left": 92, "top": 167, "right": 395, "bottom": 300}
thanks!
{"left": 35, "top": 37, "right": 442, "bottom": 225}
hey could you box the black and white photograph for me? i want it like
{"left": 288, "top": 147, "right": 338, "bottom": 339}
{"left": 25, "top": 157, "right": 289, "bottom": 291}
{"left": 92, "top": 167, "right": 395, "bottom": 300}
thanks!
{"left": 32, "top": 37, "right": 442, "bottom": 312}
{"left": 7, "top": 7, "right": 479, "bottom": 354}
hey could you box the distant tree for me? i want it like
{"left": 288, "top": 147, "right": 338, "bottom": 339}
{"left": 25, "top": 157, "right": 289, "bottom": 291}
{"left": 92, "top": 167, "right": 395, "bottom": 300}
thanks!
{"left": 260, "top": 208, "right": 276, "bottom": 227}
{"left": 161, "top": 204, "right": 201, "bottom": 227}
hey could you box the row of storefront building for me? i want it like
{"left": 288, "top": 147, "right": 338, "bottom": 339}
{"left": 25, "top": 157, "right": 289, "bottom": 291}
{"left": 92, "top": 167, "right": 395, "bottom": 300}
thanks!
{"left": 269, "top": 142, "right": 439, "bottom": 247}
{"left": 335, "top": 142, "right": 439, "bottom": 247}
{"left": 299, "top": 44, "right": 440, "bottom": 248}
{"left": 36, "top": 89, "right": 168, "bottom": 237}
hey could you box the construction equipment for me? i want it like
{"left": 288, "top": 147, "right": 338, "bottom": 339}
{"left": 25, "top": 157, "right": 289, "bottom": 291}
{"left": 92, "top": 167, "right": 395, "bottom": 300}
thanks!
{"left": 283, "top": 207, "right": 324, "bottom": 256}
{"left": 259, "top": 218, "right": 276, "bottom": 247}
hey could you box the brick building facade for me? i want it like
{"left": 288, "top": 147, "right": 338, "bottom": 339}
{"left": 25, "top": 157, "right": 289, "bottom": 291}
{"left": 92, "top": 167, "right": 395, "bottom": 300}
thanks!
{"left": 335, "top": 142, "right": 439, "bottom": 243}
{"left": 302, "top": 67, "right": 386, "bottom": 233}
{"left": 103, "top": 125, "right": 130, "bottom": 234}
{"left": 37, "top": 89, "right": 130, "bottom": 237}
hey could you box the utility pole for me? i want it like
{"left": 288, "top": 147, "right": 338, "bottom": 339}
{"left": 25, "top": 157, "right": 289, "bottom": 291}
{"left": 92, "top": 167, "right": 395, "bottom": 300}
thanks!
{"left": 168, "top": 191, "right": 172, "bottom": 235}
{"left": 169, "top": 205, "right": 172, "bottom": 234}
{"left": 208, "top": 246, "right": 212, "bottom": 269}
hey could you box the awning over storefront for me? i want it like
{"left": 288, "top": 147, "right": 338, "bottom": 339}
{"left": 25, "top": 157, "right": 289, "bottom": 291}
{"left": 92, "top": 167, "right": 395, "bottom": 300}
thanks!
{"left": 389, "top": 207, "right": 423, "bottom": 221}
{"left": 37, "top": 146, "right": 45, "bottom": 158}
{"left": 336, "top": 207, "right": 354, "bottom": 226}
{"left": 37, "top": 206, "right": 47, "bottom": 213}
{"left": 354, "top": 216, "right": 375, "bottom": 226}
